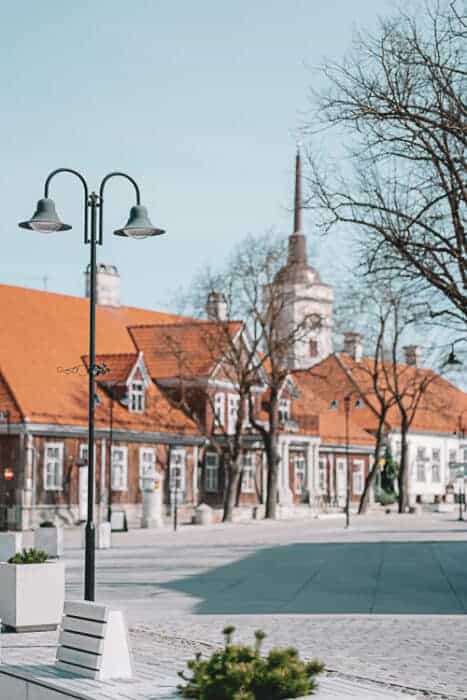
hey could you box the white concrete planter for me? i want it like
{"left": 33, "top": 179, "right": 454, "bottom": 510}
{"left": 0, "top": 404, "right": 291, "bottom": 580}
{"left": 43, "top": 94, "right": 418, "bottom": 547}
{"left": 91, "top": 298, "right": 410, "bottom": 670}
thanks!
{"left": 34, "top": 526, "right": 64, "bottom": 558}
{"left": 0, "top": 532, "right": 22, "bottom": 562}
{"left": 0, "top": 560, "right": 65, "bottom": 631}
{"left": 195, "top": 503, "right": 213, "bottom": 526}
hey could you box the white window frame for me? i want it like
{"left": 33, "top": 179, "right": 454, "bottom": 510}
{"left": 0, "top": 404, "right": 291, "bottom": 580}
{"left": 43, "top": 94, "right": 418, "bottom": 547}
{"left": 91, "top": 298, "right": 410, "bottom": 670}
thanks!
{"left": 416, "top": 462, "right": 426, "bottom": 482}
{"left": 279, "top": 399, "right": 291, "bottom": 422}
{"left": 431, "top": 462, "right": 441, "bottom": 483}
{"left": 227, "top": 394, "right": 240, "bottom": 435}
{"left": 336, "top": 458, "right": 347, "bottom": 496}
{"left": 214, "top": 393, "right": 225, "bottom": 428}
{"left": 241, "top": 452, "right": 256, "bottom": 493}
{"left": 111, "top": 445, "right": 128, "bottom": 491}
{"left": 170, "top": 448, "right": 186, "bottom": 493}
{"left": 352, "top": 459, "right": 365, "bottom": 495}
{"left": 44, "top": 442, "right": 64, "bottom": 491}
{"left": 130, "top": 380, "right": 145, "bottom": 413}
{"left": 205, "top": 452, "right": 219, "bottom": 493}
{"left": 293, "top": 453, "right": 307, "bottom": 494}
{"left": 139, "top": 447, "right": 156, "bottom": 490}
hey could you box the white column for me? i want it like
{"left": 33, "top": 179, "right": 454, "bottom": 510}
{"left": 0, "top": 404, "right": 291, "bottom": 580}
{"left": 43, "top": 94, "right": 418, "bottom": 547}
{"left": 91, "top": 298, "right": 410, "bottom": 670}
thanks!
{"left": 279, "top": 438, "right": 293, "bottom": 505}
{"left": 261, "top": 451, "right": 267, "bottom": 503}
{"left": 192, "top": 445, "right": 199, "bottom": 506}
{"left": 100, "top": 439, "right": 106, "bottom": 522}
{"left": 328, "top": 454, "right": 335, "bottom": 503}
{"left": 306, "top": 441, "right": 314, "bottom": 494}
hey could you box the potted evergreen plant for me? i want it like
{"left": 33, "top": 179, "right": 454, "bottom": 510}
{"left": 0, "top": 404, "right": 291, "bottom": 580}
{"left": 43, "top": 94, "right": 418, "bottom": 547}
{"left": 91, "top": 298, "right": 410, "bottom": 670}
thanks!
{"left": 0, "top": 548, "right": 65, "bottom": 631}
{"left": 178, "top": 626, "right": 324, "bottom": 700}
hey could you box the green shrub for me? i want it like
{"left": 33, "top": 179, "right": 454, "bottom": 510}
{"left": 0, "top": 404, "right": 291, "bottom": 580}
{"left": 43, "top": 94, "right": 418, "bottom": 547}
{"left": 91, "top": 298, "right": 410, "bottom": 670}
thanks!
{"left": 8, "top": 548, "right": 48, "bottom": 564}
{"left": 376, "top": 489, "right": 397, "bottom": 506}
{"left": 177, "top": 626, "right": 324, "bottom": 700}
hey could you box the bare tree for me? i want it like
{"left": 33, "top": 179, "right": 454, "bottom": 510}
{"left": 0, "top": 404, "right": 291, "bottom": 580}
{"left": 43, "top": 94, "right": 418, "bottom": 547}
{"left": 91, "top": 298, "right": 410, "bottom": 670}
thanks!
{"left": 179, "top": 232, "right": 321, "bottom": 519}
{"left": 334, "top": 277, "right": 449, "bottom": 513}
{"left": 143, "top": 319, "right": 259, "bottom": 523}
{"left": 305, "top": 0, "right": 466, "bottom": 325}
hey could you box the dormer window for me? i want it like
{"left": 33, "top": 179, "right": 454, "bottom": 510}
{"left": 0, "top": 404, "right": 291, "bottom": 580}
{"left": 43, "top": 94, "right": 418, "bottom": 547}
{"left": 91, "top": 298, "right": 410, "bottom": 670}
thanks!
{"left": 130, "top": 380, "right": 145, "bottom": 412}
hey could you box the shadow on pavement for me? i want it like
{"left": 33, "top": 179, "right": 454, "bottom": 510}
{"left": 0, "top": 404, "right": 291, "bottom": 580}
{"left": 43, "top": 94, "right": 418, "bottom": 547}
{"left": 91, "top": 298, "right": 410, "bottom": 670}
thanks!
{"left": 161, "top": 540, "right": 467, "bottom": 615}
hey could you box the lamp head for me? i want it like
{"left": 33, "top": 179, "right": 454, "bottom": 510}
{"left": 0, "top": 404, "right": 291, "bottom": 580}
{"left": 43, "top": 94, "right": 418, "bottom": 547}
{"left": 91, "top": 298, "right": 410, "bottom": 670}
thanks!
{"left": 113, "top": 204, "right": 165, "bottom": 239}
{"left": 447, "top": 344, "right": 462, "bottom": 366}
{"left": 18, "top": 198, "right": 71, "bottom": 233}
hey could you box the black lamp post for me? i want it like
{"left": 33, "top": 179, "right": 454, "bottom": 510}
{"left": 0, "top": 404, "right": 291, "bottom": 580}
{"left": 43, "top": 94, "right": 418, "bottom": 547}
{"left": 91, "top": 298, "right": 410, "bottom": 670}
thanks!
{"left": 454, "top": 415, "right": 466, "bottom": 521}
{"left": 19, "top": 169, "right": 165, "bottom": 601}
{"left": 343, "top": 395, "right": 351, "bottom": 529}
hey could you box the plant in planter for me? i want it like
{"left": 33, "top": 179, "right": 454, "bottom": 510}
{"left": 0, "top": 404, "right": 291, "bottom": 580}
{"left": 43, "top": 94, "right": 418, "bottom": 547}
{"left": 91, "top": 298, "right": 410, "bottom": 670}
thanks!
{"left": 39, "top": 520, "right": 56, "bottom": 527}
{"left": 178, "top": 626, "right": 324, "bottom": 700}
{"left": 8, "top": 548, "right": 48, "bottom": 564}
{"left": 0, "top": 547, "right": 65, "bottom": 631}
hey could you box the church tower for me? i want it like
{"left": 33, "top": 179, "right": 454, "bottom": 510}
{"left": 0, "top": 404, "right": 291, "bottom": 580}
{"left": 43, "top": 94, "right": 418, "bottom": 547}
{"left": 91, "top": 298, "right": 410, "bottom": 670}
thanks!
{"left": 273, "top": 149, "right": 333, "bottom": 370}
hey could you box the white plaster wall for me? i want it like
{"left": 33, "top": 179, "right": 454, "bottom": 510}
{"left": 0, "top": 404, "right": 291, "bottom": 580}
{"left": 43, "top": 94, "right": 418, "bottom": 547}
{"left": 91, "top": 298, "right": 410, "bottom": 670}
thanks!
{"left": 388, "top": 431, "right": 462, "bottom": 502}
{"left": 277, "top": 281, "right": 334, "bottom": 371}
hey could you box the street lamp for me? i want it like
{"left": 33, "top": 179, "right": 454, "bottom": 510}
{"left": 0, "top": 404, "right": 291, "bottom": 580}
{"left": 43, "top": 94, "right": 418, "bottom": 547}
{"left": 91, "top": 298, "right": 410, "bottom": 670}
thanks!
{"left": 343, "top": 395, "right": 351, "bottom": 529}
{"left": 454, "top": 414, "right": 466, "bottom": 521}
{"left": 19, "top": 169, "right": 165, "bottom": 601}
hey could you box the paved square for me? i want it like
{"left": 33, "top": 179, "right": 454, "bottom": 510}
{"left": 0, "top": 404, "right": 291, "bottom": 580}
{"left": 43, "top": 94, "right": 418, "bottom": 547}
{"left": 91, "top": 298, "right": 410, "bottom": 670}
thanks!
{"left": 7, "top": 511, "right": 467, "bottom": 699}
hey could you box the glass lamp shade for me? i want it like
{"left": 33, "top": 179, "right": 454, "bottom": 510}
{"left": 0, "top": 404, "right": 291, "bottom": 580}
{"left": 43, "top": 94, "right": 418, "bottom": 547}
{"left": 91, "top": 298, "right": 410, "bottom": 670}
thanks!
{"left": 113, "top": 205, "right": 165, "bottom": 239}
{"left": 18, "top": 198, "right": 71, "bottom": 233}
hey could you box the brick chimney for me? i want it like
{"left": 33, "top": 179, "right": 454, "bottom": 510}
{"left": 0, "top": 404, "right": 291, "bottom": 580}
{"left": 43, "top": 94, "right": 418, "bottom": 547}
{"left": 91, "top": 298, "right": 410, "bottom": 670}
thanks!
{"left": 403, "top": 345, "right": 422, "bottom": 367}
{"left": 85, "top": 264, "right": 120, "bottom": 306}
{"left": 206, "top": 291, "right": 227, "bottom": 322}
{"left": 343, "top": 332, "right": 363, "bottom": 362}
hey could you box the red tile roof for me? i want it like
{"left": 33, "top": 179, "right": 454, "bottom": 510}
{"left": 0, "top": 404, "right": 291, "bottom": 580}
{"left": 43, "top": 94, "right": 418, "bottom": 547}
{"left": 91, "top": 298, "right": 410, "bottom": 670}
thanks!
{"left": 128, "top": 321, "right": 243, "bottom": 380}
{"left": 292, "top": 369, "right": 375, "bottom": 447}
{"left": 81, "top": 353, "right": 138, "bottom": 384}
{"left": 0, "top": 284, "right": 197, "bottom": 434}
{"left": 294, "top": 353, "right": 467, "bottom": 437}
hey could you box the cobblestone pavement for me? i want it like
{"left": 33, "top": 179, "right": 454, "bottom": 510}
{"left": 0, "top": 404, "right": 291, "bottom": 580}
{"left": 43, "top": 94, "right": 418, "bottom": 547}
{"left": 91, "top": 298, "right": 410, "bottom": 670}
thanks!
{"left": 12, "top": 512, "right": 467, "bottom": 699}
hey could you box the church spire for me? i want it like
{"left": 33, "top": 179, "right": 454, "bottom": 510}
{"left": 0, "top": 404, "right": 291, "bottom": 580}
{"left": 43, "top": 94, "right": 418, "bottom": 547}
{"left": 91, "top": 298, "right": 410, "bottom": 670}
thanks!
{"left": 293, "top": 146, "right": 302, "bottom": 233}
{"left": 288, "top": 147, "right": 307, "bottom": 266}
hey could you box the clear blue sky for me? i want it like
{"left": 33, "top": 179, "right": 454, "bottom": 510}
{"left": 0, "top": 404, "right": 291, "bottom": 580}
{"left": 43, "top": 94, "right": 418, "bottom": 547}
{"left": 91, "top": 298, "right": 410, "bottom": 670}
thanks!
{"left": 1, "top": 0, "right": 390, "bottom": 310}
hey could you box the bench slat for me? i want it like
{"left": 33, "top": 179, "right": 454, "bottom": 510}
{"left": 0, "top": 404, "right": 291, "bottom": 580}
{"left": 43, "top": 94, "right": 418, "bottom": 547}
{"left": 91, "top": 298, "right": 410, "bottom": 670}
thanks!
{"left": 61, "top": 616, "right": 105, "bottom": 638}
{"left": 58, "top": 630, "right": 104, "bottom": 655}
{"left": 64, "top": 601, "right": 108, "bottom": 623}
{"left": 55, "top": 660, "right": 100, "bottom": 680}
{"left": 57, "top": 646, "right": 101, "bottom": 671}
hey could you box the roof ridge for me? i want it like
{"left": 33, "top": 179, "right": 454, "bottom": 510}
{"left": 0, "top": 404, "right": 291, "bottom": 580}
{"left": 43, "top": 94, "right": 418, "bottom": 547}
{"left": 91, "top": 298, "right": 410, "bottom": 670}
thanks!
{"left": 128, "top": 320, "right": 242, "bottom": 330}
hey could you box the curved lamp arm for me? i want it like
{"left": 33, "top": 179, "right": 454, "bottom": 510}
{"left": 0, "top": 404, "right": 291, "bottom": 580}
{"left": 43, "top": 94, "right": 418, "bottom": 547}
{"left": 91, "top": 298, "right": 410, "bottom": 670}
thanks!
{"left": 98, "top": 172, "right": 141, "bottom": 245}
{"left": 44, "top": 168, "right": 90, "bottom": 242}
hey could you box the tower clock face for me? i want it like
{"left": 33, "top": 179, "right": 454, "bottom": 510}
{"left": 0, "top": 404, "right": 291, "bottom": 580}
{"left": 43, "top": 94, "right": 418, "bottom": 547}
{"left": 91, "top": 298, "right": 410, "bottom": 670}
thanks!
{"left": 308, "top": 313, "right": 321, "bottom": 330}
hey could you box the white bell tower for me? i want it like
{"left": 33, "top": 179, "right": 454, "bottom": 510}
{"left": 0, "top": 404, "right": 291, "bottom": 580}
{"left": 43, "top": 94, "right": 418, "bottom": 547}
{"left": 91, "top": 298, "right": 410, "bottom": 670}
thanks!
{"left": 273, "top": 150, "right": 333, "bottom": 370}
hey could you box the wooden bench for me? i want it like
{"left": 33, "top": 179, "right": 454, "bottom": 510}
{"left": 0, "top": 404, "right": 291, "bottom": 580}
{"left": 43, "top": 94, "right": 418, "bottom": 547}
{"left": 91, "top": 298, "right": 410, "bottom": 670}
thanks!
{"left": 56, "top": 601, "right": 132, "bottom": 681}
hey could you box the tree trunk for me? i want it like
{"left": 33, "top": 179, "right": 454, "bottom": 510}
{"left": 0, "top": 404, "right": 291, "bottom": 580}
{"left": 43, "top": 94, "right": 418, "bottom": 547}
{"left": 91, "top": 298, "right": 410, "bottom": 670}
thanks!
{"left": 265, "top": 389, "right": 280, "bottom": 519}
{"left": 265, "top": 444, "right": 280, "bottom": 519}
{"left": 222, "top": 459, "right": 242, "bottom": 522}
{"left": 398, "top": 422, "right": 409, "bottom": 513}
{"left": 358, "top": 422, "right": 385, "bottom": 514}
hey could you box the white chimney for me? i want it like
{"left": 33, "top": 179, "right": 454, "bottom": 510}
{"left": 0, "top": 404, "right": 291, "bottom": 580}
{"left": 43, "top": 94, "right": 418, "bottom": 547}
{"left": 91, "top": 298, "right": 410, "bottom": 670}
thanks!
{"left": 343, "top": 331, "right": 363, "bottom": 362}
{"left": 85, "top": 264, "right": 120, "bottom": 307}
{"left": 404, "top": 345, "right": 422, "bottom": 367}
{"left": 206, "top": 291, "right": 227, "bottom": 322}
